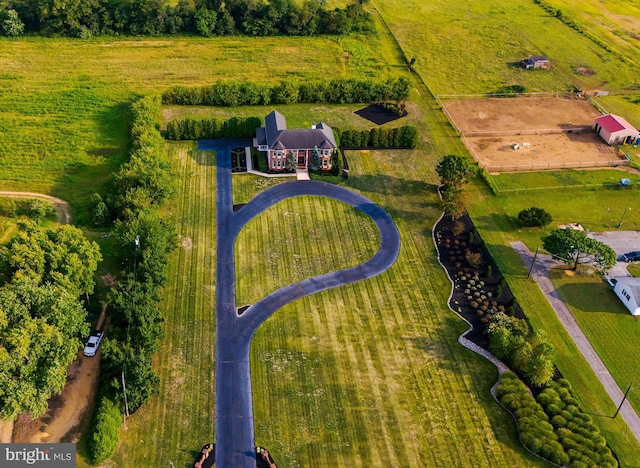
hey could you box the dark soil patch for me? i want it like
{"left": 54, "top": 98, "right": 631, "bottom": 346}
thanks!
{"left": 434, "top": 212, "right": 525, "bottom": 351}
{"left": 574, "top": 66, "right": 595, "bottom": 76}
{"left": 354, "top": 104, "right": 406, "bottom": 126}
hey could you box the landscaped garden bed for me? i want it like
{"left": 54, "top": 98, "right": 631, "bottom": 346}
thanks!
{"left": 434, "top": 212, "right": 525, "bottom": 350}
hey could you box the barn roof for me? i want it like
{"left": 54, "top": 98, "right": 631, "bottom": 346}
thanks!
{"left": 595, "top": 114, "right": 637, "bottom": 134}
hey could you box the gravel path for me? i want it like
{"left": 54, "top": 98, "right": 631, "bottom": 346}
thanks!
{"left": 207, "top": 139, "right": 402, "bottom": 468}
{"left": 511, "top": 241, "right": 640, "bottom": 444}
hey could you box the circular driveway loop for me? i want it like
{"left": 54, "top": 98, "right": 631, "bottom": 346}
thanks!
{"left": 205, "top": 139, "right": 401, "bottom": 468}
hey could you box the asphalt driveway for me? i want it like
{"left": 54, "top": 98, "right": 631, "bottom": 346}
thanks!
{"left": 212, "top": 140, "right": 401, "bottom": 468}
{"left": 589, "top": 231, "right": 640, "bottom": 277}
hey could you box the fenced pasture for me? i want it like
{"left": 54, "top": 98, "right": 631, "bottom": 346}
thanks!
{"left": 440, "top": 96, "right": 627, "bottom": 171}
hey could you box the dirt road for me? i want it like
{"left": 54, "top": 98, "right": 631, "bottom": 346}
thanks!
{"left": 0, "top": 191, "right": 71, "bottom": 224}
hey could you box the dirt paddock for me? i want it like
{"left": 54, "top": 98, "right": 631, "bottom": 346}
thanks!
{"left": 442, "top": 97, "right": 627, "bottom": 171}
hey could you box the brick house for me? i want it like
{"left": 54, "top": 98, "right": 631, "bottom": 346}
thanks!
{"left": 254, "top": 110, "right": 337, "bottom": 171}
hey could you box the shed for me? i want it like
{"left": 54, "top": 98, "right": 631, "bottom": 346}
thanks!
{"left": 613, "top": 277, "right": 640, "bottom": 316}
{"left": 523, "top": 56, "right": 550, "bottom": 69}
{"left": 594, "top": 114, "right": 639, "bottom": 145}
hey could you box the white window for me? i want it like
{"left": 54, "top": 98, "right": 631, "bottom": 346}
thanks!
{"left": 277, "top": 161, "right": 281, "bottom": 168}
{"left": 324, "top": 150, "right": 329, "bottom": 156}
{"left": 277, "top": 151, "right": 282, "bottom": 157}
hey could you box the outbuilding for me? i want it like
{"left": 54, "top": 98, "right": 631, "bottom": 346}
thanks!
{"left": 594, "top": 114, "right": 639, "bottom": 145}
{"left": 523, "top": 56, "right": 550, "bottom": 69}
{"left": 613, "top": 277, "right": 640, "bottom": 316}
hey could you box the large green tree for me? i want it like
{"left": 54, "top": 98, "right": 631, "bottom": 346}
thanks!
{"left": 542, "top": 228, "right": 616, "bottom": 272}
{"left": 0, "top": 279, "right": 88, "bottom": 419}
{"left": 3, "top": 223, "right": 102, "bottom": 296}
{"left": 435, "top": 155, "right": 476, "bottom": 189}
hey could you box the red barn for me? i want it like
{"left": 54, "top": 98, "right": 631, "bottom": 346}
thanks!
{"left": 594, "top": 114, "right": 639, "bottom": 145}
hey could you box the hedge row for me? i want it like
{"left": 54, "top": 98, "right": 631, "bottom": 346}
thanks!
{"left": 537, "top": 380, "right": 617, "bottom": 467}
{"left": 335, "top": 126, "right": 418, "bottom": 149}
{"left": 497, "top": 372, "right": 569, "bottom": 465}
{"left": 165, "top": 116, "right": 261, "bottom": 140}
{"left": 88, "top": 96, "right": 177, "bottom": 464}
{"left": 162, "top": 77, "right": 411, "bottom": 107}
{"left": 164, "top": 116, "right": 419, "bottom": 150}
{"left": 88, "top": 397, "right": 122, "bottom": 464}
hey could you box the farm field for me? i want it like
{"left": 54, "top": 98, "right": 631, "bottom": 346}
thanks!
{"left": 108, "top": 140, "right": 545, "bottom": 467}
{"left": 2, "top": 0, "right": 640, "bottom": 464}
{"left": 540, "top": 0, "right": 640, "bottom": 61}
{"left": 0, "top": 36, "right": 387, "bottom": 220}
{"left": 373, "top": 0, "right": 638, "bottom": 95}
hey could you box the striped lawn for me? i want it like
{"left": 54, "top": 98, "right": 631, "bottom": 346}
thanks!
{"left": 105, "top": 141, "right": 543, "bottom": 467}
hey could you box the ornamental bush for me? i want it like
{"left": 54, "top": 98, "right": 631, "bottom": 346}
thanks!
{"left": 518, "top": 206, "right": 552, "bottom": 227}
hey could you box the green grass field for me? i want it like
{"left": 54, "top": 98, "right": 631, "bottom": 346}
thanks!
{"left": 107, "top": 140, "right": 545, "bottom": 467}
{"left": 628, "top": 263, "right": 640, "bottom": 278}
{"left": 372, "top": 0, "right": 638, "bottom": 95}
{"left": 488, "top": 169, "right": 640, "bottom": 192}
{"left": 538, "top": 0, "right": 640, "bottom": 62}
{"left": 0, "top": 36, "right": 389, "bottom": 220}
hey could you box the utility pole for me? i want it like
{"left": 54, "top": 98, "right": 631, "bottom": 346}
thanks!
{"left": 528, "top": 244, "right": 540, "bottom": 279}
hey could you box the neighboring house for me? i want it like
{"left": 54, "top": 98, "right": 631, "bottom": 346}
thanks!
{"left": 612, "top": 277, "right": 640, "bottom": 316}
{"left": 594, "top": 114, "right": 639, "bottom": 145}
{"left": 254, "top": 110, "right": 337, "bottom": 172}
{"left": 523, "top": 56, "right": 550, "bottom": 69}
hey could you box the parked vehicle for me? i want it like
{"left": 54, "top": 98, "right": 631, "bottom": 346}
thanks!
{"left": 83, "top": 331, "right": 105, "bottom": 357}
{"left": 621, "top": 251, "right": 640, "bottom": 262}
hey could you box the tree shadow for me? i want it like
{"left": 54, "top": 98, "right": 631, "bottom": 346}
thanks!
{"left": 555, "top": 282, "right": 629, "bottom": 315}
{"left": 347, "top": 174, "right": 436, "bottom": 197}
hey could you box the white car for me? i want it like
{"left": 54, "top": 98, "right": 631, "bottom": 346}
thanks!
{"left": 83, "top": 331, "right": 105, "bottom": 357}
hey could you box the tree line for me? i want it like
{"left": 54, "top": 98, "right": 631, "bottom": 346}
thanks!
{"left": 162, "top": 77, "right": 412, "bottom": 107}
{"left": 0, "top": 0, "right": 373, "bottom": 37}
{"left": 87, "top": 95, "right": 178, "bottom": 464}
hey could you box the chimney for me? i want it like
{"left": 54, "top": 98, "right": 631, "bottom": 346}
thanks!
{"left": 311, "top": 122, "right": 316, "bottom": 129}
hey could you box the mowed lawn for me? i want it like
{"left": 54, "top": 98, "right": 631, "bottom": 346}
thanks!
{"left": 372, "top": 0, "right": 638, "bottom": 94}
{"left": 107, "top": 140, "right": 544, "bottom": 467}
{"left": 0, "top": 36, "right": 387, "bottom": 219}
{"left": 549, "top": 269, "right": 640, "bottom": 415}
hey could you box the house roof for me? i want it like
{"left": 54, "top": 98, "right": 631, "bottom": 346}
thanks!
{"left": 525, "top": 55, "right": 548, "bottom": 64}
{"left": 259, "top": 110, "right": 337, "bottom": 151}
{"left": 614, "top": 277, "right": 640, "bottom": 311}
{"left": 595, "top": 114, "right": 638, "bottom": 134}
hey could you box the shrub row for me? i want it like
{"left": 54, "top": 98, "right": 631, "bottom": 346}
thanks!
{"left": 162, "top": 77, "right": 411, "bottom": 107}
{"left": 88, "top": 397, "right": 122, "bottom": 464}
{"left": 537, "top": 380, "right": 617, "bottom": 467}
{"left": 497, "top": 372, "right": 569, "bottom": 465}
{"left": 165, "top": 116, "right": 261, "bottom": 140}
{"left": 487, "top": 313, "right": 556, "bottom": 387}
{"left": 335, "top": 125, "right": 418, "bottom": 149}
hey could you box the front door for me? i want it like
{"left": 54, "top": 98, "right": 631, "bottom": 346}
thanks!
{"left": 297, "top": 151, "right": 306, "bottom": 168}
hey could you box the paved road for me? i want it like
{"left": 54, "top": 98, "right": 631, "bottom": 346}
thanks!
{"left": 206, "top": 139, "right": 401, "bottom": 468}
{"left": 512, "top": 241, "right": 640, "bottom": 444}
